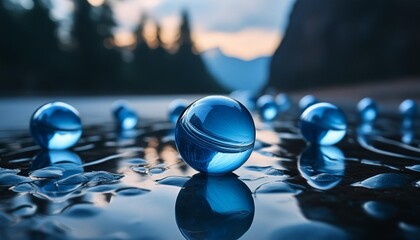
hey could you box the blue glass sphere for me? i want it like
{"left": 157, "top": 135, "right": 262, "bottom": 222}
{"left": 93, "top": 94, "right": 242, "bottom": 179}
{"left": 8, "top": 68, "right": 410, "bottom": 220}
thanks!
{"left": 112, "top": 101, "right": 139, "bottom": 130}
{"left": 299, "top": 94, "right": 318, "bottom": 111}
{"left": 357, "top": 97, "right": 378, "bottom": 122}
{"left": 30, "top": 102, "right": 82, "bottom": 150}
{"left": 275, "top": 93, "right": 292, "bottom": 113}
{"left": 175, "top": 96, "right": 255, "bottom": 174}
{"left": 176, "top": 174, "right": 254, "bottom": 239}
{"left": 300, "top": 102, "right": 347, "bottom": 145}
{"left": 399, "top": 99, "right": 418, "bottom": 119}
{"left": 257, "top": 95, "right": 278, "bottom": 121}
{"left": 298, "top": 145, "right": 345, "bottom": 190}
{"left": 168, "top": 99, "right": 188, "bottom": 124}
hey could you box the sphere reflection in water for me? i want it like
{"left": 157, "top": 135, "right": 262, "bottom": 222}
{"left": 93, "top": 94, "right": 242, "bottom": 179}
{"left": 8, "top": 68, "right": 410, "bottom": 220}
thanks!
{"left": 298, "top": 146, "right": 345, "bottom": 190}
{"left": 176, "top": 174, "right": 254, "bottom": 240}
{"left": 31, "top": 150, "right": 84, "bottom": 196}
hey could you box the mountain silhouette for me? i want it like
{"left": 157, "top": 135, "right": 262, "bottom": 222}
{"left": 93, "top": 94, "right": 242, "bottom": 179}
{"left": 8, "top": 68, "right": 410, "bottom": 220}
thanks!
{"left": 202, "top": 48, "right": 270, "bottom": 94}
{"left": 268, "top": 0, "right": 420, "bottom": 91}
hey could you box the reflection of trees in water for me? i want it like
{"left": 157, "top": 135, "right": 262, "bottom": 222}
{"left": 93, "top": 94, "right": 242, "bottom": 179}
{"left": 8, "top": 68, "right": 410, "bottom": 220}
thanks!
{"left": 0, "top": 1, "right": 223, "bottom": 94}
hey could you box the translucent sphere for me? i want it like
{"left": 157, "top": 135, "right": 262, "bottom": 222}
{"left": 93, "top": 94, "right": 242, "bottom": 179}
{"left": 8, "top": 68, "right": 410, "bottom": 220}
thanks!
{"left": 399, "top": 99, "right": 418, "bottom": 119}
{"left": 112, "top": 101, "right": 138, "bottom": 130}
{"left": 300, "top": 102, "right": 347, "bottom": 145}
{"left": 176, "top": 174, "right": 254, "bottom": 239}
{"left": 357, "top": 97, "right": 378, "bottom": 122}
{"left": 299, "top": 94, "right": 318, "bottom": 111}
{"left": 175, "top": 96, "right": 255, "bottom": 174}
{"left": 168, "top": 99, "right": 188, "bottom": 124}
{"left": 298, "top": 145, "right": 345, "bottom": 190}
{"left": 257, "top": 95, "right": 278, "bottom": 121}
{"left": 30, "top": 102, "right": 82, "bottom": 150}
{"left": 275, "top": 93, "right": 292, "bottom": 112}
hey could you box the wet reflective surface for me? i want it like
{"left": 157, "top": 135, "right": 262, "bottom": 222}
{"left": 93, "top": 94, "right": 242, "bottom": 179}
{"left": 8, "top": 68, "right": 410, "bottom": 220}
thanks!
{"left": 0, "top": 102, "right": 420, "bottom": 239}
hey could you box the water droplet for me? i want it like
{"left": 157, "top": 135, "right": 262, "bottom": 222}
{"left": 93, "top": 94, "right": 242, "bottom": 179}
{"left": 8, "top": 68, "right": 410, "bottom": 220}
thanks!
{"left": 122, "top": 158, "right": 147, "bottom": 166}
{"left": 271, "top": 222, "right": 348, "bottom": 240}
{"left": 156, "top": 176, "right": 191, "bottom": 187}
{"left": 265, "top": 168, "right": 286, "bottom": 176}
{"left": 257, "top": 95, "right": 278, "bottom": 121}
{"left": 254, "top": 181, "right": 303, "bottom": 194}
{"left": 300, "top": 103, "right": 347, "bottom": 145}
{"left": 406, "top": 164, "right": 420, "bottom": 172}
{"left": 116, "top": 187, "right": 150, "bottom": 196}
{"left": 30, "top": 102, "right": 82, "bottom": 150}
{"left": 10, "top": 183, "right": 35, "bottom": 193}
{"left": 11, "top": 204, "right": 37, "bottom": 217}
{"left": 63, "top": 203, "right": 102, "bottom": 218}
{"left": 352, "top": 173, "right": 414, "bottom": 189}
{"left": 175, "top": 96, "right": 255, "bottom": 174}
{"left": 87, "top": 184, "right": 118, "bottom": 193}
{"left": 0, "top": 167, "right": 20, "bottom": 175}
{"left": 149, "top": 167, "right": 166, "bottom": 175}
{"left": 29, "top": 166, "right": 64, "bottom": 179}
{"left": 363, "top": 201, "right": 397, "bottom": 220}
{"left": 131, "top": 166, "right": 148, "bottom": 174}
{"left": 245, "top": 165, "right": 272, "bottom": 172}
{"left": 0, "top": 174, "right": 31, "bottom": 187}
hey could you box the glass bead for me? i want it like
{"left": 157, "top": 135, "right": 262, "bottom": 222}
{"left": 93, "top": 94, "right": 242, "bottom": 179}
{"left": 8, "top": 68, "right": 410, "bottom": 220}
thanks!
{"left": 257, "top": 95, "right": 278, "bottom": 121}
{"left": 298, "top": 145, "right": 345, "bottom": 190}
{"left": 300, "top": 102, "right": 347, "bottom": 145}
{"left": 357, "top": 97, "right": 378, "bottom": 122}
{"left": 275, "top": 93, "right": 292, "bottom": 113}
{"left": 30, "top": 102, "right": 82, "bottom": 150}
{"left": 299, "top": 94, "right": 318, "bottom": 111}
{"left": 176, "top": 174, "right": 254, "bottom": 239}
{"left": 168, "top": 99, "right": 189, "bottom": 124}
{"left": 175, "top": 96, "right": 255, "bottom": 174}
{"left": 112, "top": 100, "right": 138, "bottom": 130}
{"left": 399, "top": 99, "right": 418, "bottom": 119}
{"left": 229, "top": 90, "right": 256, "bottom": 112}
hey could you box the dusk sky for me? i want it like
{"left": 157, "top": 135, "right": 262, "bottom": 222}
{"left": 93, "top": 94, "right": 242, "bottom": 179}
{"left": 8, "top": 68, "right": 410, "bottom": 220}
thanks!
{"left": 49, "top": 0, "right": 296, "bottom": 60}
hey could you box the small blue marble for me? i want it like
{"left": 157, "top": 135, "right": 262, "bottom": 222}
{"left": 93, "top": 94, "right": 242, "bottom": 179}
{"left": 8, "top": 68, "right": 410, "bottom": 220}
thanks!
{"left": 257, "top": 95, "right": 278, "bottom": 121}
{"left": 112, "top": 101, "right": 139, "bottom": 130}
{"left": 229, "top": 90, "right": 256, "bottom": 111}
{"left": 175, "top": 96, "right": 255, "bottom": 174}
{"left": 300, "top": 102, "right": 347, "bottom": 145}
{"left": 357, "top": 97, "right": 378, "bottom": 122}
{"left": 299, "top": 95, "right": 318, "bottom": 111}
{"left": 30, "top": 102, "right": 82, "bottom": 150}
{"left": 275, "top": 93, "right": 292, "bottom": 112}
{"left": 168, "top": 99, "right": 189, "bottom": 124}
{"left": 399, "top": 99, "right": 418, "bottom": 119}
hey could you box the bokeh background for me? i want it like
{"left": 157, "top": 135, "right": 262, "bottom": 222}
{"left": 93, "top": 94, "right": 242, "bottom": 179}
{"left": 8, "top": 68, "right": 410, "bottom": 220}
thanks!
{"left": 1, "top": 0, "right": 420, "bottom": 97}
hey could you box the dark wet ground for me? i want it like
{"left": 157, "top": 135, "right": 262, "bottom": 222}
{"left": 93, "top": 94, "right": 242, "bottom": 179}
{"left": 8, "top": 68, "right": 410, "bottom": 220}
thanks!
{"left": 0, "top": 98, "right": 419, "bottom": 240}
